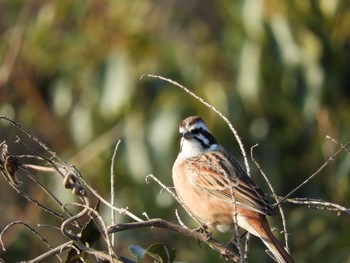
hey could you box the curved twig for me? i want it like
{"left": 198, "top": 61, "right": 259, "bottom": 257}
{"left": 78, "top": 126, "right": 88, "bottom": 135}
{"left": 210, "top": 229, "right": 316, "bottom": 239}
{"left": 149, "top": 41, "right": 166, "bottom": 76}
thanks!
{"left": 140, "top": 74, "right": 251, "bottom": 176}
{"left": 26, "top": 241, "right": 74, "bottom": 263}
{"left": 71, "top": 202, "right": 121, "bottom": 261}
{"left": 0, "top": 221, "right": 62, "bottom": 262}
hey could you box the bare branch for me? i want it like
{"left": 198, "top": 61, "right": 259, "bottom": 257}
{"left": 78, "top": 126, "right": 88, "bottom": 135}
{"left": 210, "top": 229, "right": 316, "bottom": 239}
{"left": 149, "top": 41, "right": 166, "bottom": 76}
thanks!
{"left": 67, "top": 202, "right": 121, "bottom": 261}
{"left": 79, "top": 173, "right": 145, "bottom": 222}
{"left": 226, "top": 173, "right": 244, "bottom": 262}
{"left": 0, "top": 116, "right": 68, "bottom": 166}
{"left": 140, "top": 74, "right": 251, "bottom": 176}
{"left": 0, "top": 165, "right": 63, "bottom": 219}
{"left": 250, "top": 144, "right": 290, "bottom": 251}
{"left": 145, "top": 174, "right": 203, "bottom": 228}
{"left": 0, "top": 221, "right": 62, "bottom": 262}
{"left": 326, "top": 136, "right": 350, "bottom": 154}
{"left": 26, "top": 241, "right": 74, "bottom": 263}
{"left": 175, "top": 209, "right": 188, "bottom": 229}
{"left": 108, "top": 218, "right": 240, "bottom": 262}
{"left": 110, "top": 140, "right": 121, "bottom": 247}
{"left": 274, "top": 140, "right": 350, "bottom": 207}
{"left": 279, "top": 197, "right": 350, "bottom": 215}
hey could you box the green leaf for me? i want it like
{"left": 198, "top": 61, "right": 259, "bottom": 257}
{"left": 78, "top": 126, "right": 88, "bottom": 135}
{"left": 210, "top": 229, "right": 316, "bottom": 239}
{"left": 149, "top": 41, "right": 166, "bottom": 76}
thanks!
{"left": 65, "top": 201, "right": 101, "bottom": 263}
{"left": 79, "top": 200, "right": 102, "bottom": 245}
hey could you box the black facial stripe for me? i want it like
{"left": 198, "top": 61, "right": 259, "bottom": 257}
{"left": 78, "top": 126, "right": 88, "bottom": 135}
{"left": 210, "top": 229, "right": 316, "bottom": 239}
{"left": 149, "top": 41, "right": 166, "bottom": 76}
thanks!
{"left": 194, "top": 136, "right": 210, "bottom": 149}
{"left": 191, "top": 128, "right": 217, "bottom": 145}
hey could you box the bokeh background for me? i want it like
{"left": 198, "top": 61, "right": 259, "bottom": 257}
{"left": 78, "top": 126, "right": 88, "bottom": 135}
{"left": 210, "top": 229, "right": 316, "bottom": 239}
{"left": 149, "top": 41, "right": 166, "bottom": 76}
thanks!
{"left": 1, "top": 0, "right": 350, "bottom": 262}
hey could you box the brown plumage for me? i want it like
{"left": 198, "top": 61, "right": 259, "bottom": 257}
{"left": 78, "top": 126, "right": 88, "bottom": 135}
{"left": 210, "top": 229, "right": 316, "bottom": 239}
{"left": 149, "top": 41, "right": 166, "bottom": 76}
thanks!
{"left": 172, "top": 116, "right": 294, "bottom": 263}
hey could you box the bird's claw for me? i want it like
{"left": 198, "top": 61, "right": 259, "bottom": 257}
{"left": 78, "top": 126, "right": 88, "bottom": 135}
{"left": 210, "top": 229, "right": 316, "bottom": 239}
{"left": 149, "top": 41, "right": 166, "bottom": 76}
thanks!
{"left": 195, "top": 224, "right": 212, "bottom": 240}
{"left": 226, "top": 240, "right": 240, "bottom": 253}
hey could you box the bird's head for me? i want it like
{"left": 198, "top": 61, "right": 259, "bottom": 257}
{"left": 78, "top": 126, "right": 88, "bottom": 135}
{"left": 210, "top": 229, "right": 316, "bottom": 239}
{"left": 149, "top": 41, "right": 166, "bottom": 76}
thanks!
{"left": 178, "top": 116, "right": 219, "bottom": 158}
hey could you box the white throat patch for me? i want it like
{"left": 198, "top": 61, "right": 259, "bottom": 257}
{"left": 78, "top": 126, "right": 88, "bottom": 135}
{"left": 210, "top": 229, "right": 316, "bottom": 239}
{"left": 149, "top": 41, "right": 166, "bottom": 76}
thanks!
{"left": 179, "top": 137, "right": 219, "bottom": 158}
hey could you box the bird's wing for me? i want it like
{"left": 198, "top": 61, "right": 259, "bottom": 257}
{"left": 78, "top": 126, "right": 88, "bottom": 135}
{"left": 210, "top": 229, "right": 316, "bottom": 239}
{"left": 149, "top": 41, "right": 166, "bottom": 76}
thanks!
{"left": 188, "top": 150, "right": 275, "bottom": 216}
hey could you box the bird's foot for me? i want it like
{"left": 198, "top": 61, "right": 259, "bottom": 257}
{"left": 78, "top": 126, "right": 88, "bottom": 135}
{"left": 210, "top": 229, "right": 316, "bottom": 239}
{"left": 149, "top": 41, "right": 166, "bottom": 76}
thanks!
{"left": 221, "top": 242, "right": 240, "bottom": 261}
{"left": 195, "top": 224, "right": 212, "bottom": 240}
{"left": 223, "top": 233, "right": 242, "bottom": 258}
{"left": 226, "top": 240, "right": 240, "bottom": 254}
{"left": 193, "top": 224, "right": 212, "bottom": 247}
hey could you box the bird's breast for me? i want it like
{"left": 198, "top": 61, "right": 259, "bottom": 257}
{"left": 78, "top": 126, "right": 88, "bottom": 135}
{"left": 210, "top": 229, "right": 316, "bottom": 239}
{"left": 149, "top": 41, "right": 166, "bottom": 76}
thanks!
{"left": 172, "top": 156, "right": 235, "bottom": 231}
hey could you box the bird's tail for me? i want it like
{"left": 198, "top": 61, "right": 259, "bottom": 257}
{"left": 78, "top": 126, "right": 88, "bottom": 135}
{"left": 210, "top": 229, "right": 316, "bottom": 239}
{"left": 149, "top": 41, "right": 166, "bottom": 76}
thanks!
{"left": 252, "top": 217, "right": 295, "bottom": 263}
{"left": 260, "top": 229, "right": 295, "bottom": 263}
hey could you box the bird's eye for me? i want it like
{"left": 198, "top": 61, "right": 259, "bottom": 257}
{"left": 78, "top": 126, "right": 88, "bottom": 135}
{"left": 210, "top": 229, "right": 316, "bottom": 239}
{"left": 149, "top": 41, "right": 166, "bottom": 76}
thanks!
{"left": 182, "top": 132, "right": 194, "bottom": 139}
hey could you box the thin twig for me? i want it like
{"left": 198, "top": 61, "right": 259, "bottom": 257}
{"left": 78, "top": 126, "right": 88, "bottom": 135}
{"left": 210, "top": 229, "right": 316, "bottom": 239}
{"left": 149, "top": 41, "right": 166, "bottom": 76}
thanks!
{"left": 145, "top": 174, "right": 203, "bottom": 228}
{"left": 326, "top": 136, "right": 350, "bottom": 154}
{"left": 70, "top": 202, "right": 121, "bottom": 261}
{"left": 243, "top": 233, "right": 250, "bottom": 262}
{"left": 0, "top": 116, "right": 68, "bottom": 166}
{"left": 19, "top": 166, "right": 70, "bottom": 218}
{"left": 20, "top": 164, "right": 57, "bottom": 173}
{"left": 274, "top": 141, "right": 350, "bottom": 208}
{"left": 60, "top": 202, "right": 123, "bottom": 263}
{"left": 279, "top": 197, "right": 350, "bottom": 215}
{"left": 0, "top": 140, "right": 76, "bottom": 219}
{"left": 60, "top": 204, "right": 89, "bottom": 241}
{"left": 15, "top": 137, "right": 67, "bottom": 179}
{"left": 78, "top": 173, "right": 145, "bottom": 222}
{"left": 250, "top": 144, "right": 290, "bottom": 250}
{"left": 0, "top": 165, "right": 63, "bottom": 219}
{"left": 175, "top": 209, "right": 188, "bottom": 229}
{"left": 26, "top": 241, "right": 74, "bottom": 263}
{"left": 140, "top": 74, "right": 251, "bottom": 176}
{"left": 226, "top": 173, "right": 244, "bottom": 262}
{"left": 110, "top": 140, "right": 121, "bottom": 247}
{"left": 29, "top": 238, "right": 120, "bottom": 263}
{"left": 0, "top": 221, "right": 62, "bottom": 262}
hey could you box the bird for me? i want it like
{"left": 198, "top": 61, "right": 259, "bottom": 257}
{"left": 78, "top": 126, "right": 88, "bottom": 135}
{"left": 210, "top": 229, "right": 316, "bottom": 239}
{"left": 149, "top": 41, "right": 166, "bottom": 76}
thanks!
{"left": 172, "top": 116, "right": 294, "bottom": 263}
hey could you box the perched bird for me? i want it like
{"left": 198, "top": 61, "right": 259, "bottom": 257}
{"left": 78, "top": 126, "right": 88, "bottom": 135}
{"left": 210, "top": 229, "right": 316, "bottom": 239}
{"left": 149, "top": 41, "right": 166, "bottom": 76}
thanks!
{"left": 172, "top": 116, "right": 294, "bottom": 263}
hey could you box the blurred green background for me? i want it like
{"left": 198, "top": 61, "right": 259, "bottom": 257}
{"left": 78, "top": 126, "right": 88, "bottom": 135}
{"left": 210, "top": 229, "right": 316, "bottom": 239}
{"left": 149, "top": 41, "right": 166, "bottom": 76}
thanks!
{"left": 1, "top": 0, "right": 350, "bottom": 262}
